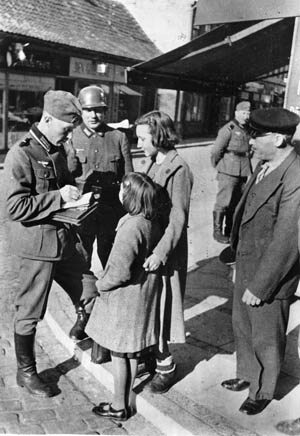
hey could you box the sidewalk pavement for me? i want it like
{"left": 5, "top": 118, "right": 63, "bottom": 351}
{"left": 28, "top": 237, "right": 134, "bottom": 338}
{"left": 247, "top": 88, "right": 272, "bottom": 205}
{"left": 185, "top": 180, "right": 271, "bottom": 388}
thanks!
{"left": 45, "top": 140, "right": 300, "bottom": 436}
{"left": 1, "top": 139, "right": 300, "bottom": 435}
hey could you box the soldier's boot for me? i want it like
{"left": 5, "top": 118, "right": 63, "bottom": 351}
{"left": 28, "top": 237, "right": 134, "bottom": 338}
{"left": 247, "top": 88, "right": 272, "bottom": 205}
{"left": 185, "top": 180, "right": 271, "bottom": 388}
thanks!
{"left": 224, "top": 211, "right": 234, "bottom": 238}
{"left": 69, "top": 306, "right": 89, "bottom": 341}
{"left": 213, "top": 211, "right": 229, "bottom": 244}
{"left": 15, "top": 333, "right": 55, "bottom": 397}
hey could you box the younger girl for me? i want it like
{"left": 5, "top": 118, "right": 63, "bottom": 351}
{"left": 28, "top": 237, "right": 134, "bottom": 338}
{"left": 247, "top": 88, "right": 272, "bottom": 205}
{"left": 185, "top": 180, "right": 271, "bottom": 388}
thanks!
{"left": 85, "top": 172, "right": 162, "bottom": 421}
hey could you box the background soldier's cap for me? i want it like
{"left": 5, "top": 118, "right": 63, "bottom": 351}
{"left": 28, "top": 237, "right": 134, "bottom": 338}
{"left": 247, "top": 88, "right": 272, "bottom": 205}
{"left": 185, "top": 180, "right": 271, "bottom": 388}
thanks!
{"left": 44, "top": 90, "right": 82, "bottom": 124}
{"left": 235, "top": 101, "right": 251, "bottom": 112}
{"left": 249, "top": 108, "right": 300, "bottom": 135}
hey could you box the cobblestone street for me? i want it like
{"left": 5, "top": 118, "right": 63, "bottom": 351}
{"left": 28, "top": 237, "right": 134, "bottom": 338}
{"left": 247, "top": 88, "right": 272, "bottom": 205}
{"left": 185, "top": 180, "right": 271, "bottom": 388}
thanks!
{"left": 0, "top": 171, "right": 159, "bottom": 435}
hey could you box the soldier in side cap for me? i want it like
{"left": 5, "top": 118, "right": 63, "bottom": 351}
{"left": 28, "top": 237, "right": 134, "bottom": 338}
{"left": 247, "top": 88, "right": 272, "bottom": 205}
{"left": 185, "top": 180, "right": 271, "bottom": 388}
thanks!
{"left": 221, "top": 107, "right": 300, "bottom": 415}
{"left": 211, "top": 101, "right": 252, "bottom": 244}
{"left": 4, "top": 90, "right": 98, "bottom": 397}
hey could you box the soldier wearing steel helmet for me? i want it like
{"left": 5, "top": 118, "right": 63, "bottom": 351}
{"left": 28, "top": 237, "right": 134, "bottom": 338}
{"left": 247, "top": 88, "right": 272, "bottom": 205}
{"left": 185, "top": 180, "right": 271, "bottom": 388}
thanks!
{"left": 65, "top": 85, "right": 133, "bottom": 271}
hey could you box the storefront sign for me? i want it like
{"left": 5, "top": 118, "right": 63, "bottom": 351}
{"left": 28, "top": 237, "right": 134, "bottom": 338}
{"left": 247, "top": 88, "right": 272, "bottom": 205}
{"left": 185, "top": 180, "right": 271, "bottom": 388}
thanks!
{"left": 69, "top": 57, "right": 115, "bottom": 81}
{"left": 0, "top": 72, "right": 55, "bottom": 91}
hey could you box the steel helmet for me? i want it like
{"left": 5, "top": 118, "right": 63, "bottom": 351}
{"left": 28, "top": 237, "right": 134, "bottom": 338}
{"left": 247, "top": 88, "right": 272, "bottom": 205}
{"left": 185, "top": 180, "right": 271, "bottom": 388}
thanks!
{"left": 78, "top": 85, "right": 108, "bottom": 109}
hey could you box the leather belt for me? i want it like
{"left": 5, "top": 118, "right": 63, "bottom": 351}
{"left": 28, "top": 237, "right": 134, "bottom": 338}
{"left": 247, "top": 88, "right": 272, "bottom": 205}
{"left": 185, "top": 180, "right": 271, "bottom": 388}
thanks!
{"left": 225, "top": 150, "right": 249, "bottom": 157}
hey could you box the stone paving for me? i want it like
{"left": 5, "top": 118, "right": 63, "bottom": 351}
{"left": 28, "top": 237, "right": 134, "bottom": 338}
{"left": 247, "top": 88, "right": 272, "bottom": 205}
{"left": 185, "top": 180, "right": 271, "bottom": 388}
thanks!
{"left": 1, "top": 143, "right": 300, "bottom": 436}
{"left": 0, "top": 173, "right": 161, "bottom": 435}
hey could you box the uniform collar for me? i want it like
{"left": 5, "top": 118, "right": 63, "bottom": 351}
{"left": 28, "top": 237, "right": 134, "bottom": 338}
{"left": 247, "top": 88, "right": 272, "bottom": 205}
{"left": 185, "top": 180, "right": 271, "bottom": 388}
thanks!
{"left": 81, "top": 122, "right": 110, "bottom": 138}
{"left": 233, "top": 118, "right": 247, "bottom": 130}
{"left": 29, "top": 123, "right": 55, "bottom": 153}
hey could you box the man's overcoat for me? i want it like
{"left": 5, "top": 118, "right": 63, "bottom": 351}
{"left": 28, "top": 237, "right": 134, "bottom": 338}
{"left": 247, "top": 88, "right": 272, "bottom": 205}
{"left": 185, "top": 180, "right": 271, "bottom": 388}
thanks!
{"left": 231, "top": 149, "right": 300, "bottom": 301}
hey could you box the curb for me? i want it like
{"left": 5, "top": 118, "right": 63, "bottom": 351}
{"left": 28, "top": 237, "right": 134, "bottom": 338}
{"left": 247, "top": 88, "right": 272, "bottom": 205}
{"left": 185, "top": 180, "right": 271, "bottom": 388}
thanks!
{"left": 45, "top": 305, "right": 198, "bottom": 436}
{"left": 44, "top": 277, "right": 261, "bottom": 436}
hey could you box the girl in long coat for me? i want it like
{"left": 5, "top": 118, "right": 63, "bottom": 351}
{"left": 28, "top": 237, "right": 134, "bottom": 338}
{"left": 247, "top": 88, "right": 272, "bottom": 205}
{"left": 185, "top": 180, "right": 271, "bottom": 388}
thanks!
{"left": 135, "top": 110, "right": 193, "bottom": 394}
{"left": 85, "top": 172, "right": 162, "bottom": 421}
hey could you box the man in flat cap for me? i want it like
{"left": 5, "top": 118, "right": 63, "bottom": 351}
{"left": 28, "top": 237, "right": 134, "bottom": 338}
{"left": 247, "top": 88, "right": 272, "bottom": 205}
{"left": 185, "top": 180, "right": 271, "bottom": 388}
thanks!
{"left": 221, "top": 107, "right": 300, "bottom": 415}
{"left": 4, "top": 90, "right": 98, "bottom": 397}
{"left": 211, "top": 101, "right": 252, "bottom": 243}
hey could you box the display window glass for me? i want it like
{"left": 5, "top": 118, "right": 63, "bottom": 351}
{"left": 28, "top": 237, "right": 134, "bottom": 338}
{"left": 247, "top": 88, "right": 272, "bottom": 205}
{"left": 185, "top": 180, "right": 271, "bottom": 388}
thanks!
{"left": 7, "top": 90, "right": 44, "bottom": 148}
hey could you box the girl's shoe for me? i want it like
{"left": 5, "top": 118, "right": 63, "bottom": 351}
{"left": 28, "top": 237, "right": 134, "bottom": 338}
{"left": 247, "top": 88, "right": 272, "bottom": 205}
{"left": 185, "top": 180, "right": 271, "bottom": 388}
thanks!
{"left": 92, "top": 402, "right": 128, "bottom": 421}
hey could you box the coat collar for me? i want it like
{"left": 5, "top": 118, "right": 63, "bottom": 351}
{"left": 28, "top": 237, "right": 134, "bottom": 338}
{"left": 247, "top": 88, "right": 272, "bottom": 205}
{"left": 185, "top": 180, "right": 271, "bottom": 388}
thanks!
{"left": 144, "top": 149, "right": 180, "bottom": 184}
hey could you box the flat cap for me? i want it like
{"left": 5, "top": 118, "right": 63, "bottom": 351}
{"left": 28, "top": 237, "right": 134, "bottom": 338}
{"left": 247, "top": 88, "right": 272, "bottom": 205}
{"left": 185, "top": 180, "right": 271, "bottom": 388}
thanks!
{"left": 236, "top": 101, "right": 251, "bottom": 112}
{"left": 44, "top": 90, "right": 81, "bottom": 124}
{"left": 250, "top": 108, "right": 300, "bottom": 135}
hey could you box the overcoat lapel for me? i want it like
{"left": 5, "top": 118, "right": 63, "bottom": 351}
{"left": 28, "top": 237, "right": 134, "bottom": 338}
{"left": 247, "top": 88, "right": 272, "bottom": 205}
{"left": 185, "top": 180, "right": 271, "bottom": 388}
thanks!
{"left": 241, "top": 150, "right": 297, "bottom": 224}
{"left": 231, "top": 150, "right": 298, "bottom": 248}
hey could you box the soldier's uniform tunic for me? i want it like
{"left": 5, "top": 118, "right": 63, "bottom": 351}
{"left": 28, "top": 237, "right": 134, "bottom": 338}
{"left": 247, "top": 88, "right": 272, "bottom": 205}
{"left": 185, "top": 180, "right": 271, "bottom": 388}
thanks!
{"left": 211, "top": 119, "right": 252, "bottom": 215}
{"left": 65, "top": 123, "right": 133, "bottom": 269}
{"left": 5, "top": 124, "right": 98, "bottom": 335}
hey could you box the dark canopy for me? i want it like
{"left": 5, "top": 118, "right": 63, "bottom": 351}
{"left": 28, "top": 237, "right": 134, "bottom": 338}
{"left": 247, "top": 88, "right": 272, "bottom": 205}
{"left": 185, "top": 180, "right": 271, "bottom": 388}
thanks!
{"left": 126, "top": 18, "right": 294, "bottom": 93}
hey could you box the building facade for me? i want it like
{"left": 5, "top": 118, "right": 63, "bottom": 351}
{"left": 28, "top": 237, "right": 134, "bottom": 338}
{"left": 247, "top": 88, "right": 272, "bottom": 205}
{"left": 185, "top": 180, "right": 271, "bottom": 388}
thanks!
{"left": 0, "top": 0, "right": 160, "bottom": 153}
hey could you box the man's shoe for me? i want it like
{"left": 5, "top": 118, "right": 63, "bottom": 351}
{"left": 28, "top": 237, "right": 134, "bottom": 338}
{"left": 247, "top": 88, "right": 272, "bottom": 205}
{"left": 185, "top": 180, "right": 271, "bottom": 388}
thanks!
{"left": 92, "top": 402, "right": 128, "bottom": 421}
{"left": 239, "top": 397, "right": 270, "bottom": 415}
{"left": 148, "top": 370, "right": 177, "bottom": 394}
{"left": 69, "top": 307, "right": 89, "bottom": 341}
{"left": 276, "top": 418, "right": 300, "bottom": 435}
{"left": 221, "top": 378, "right": 250, "bottom": 391}
{"left": 17, "top": 370, "right": 55, "bottom": 397}
{"left": 136, "top": 356, "right": 156, "bottom": 378}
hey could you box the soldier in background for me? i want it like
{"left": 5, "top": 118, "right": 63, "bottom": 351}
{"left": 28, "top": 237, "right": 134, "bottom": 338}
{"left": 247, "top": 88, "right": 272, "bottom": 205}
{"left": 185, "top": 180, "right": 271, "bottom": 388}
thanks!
{"left": 65, "top": 85, "right": 133, "bottom": 271}
{"left": 211, "top": 101, "right": 252, "bottom": 244}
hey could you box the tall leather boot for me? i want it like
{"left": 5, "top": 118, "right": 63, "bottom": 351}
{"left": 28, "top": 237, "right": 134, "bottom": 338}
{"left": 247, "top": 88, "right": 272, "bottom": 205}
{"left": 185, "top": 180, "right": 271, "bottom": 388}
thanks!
{"left": 69, "top": 306, "right": 89, "bottom": 341}
{"left": 14, "top": 333, "right": 55, "bottom": 397}
{"left": 213, "top": 211, "right": 229, "bottom": 244}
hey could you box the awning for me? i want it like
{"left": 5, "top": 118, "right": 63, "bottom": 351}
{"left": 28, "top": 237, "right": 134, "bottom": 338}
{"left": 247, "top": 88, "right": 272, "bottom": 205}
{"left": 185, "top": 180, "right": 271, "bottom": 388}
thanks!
{"left": 115, "top": 84, "right": 142, "bottom": 96}
{"left": 126, "top": 18, "right": 295, "bottom": 92}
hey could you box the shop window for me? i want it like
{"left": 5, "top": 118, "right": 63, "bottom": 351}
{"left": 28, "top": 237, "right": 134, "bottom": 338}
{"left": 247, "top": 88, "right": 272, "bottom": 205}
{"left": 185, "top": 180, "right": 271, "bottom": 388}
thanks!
{"left": 7, "top": 90, "right": 44, "bottom": 148}
{"left": 183, "top": 92, "right": 205, "bottom": 122}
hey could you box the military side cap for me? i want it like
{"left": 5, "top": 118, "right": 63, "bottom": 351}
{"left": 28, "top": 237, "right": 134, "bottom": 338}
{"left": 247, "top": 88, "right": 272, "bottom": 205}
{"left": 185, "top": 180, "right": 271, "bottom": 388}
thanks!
{"left": 219, "top": 246, "right": 236, "bottom": 265}
{"left": 250, "top": 108, "right": 300, "bottom": 135}
{"left": 44, "top": 90, "right": 81, "bottom": 124}
{"left": 236, "top": 101, "right": 251, "bottom": 111}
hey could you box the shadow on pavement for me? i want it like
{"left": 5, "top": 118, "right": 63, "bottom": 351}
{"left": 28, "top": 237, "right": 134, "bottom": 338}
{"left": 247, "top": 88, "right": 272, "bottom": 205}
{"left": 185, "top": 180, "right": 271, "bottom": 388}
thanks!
{"left": 39, "top": 357, "right": 80, "bottom": 396}
{"left": 168, "top": 255, "right": 300, "bottom": 400}
{"left": 170, "top": 256, "right": 234, "bottom": 383}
